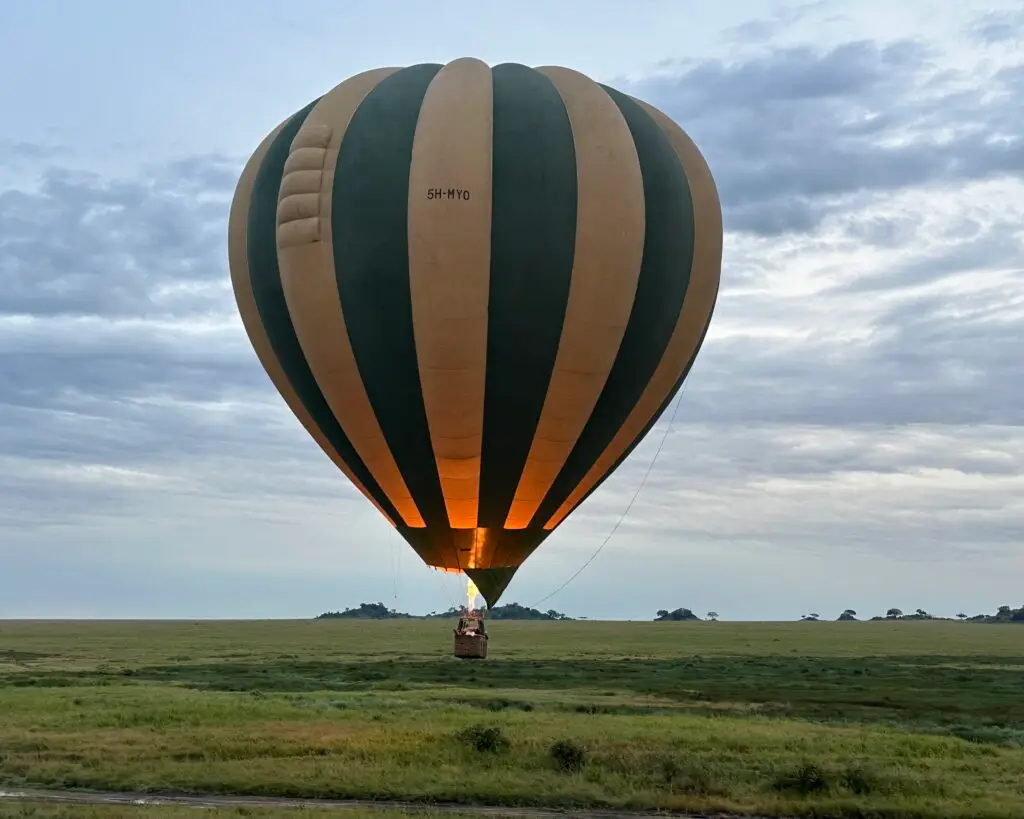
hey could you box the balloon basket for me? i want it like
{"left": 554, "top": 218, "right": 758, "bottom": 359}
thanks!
{"left": 453, "top": 614, "right": 488, "bottom": 660}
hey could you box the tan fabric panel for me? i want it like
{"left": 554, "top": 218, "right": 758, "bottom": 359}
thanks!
{"left": 543, "top": 101, "right": 723, "bottom": 531}
{"left": 274, "top": 68, "right": 427, "bottom": 528}
{"left": 502, "top": 66, "right": 646, "bottom": 529}
{"left": 227, "top": 116, "right": 395, "bottom": 526}
{"left": 407, "top": 57, "right": 494, "bottom": 529}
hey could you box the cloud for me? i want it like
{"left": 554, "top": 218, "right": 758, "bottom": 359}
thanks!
{"left": 616, "top": 40, "right": 1023, "bottom": 442}
{"left": 0, "top": 153, "right": 341, "bottom": 540}
{"left": 1, "top": 27, "right": 1022, "bottom": 618}
{"left": 0, "top": 160, "right": 238, "bottom": 320}
{"left": 597, "top": 422, "right": 1024, "bottom": 553}
{"left": 720, "top": 1, "right": 832, "bottom": 45}
{"left": 0, "top": 152, "right": 290, "bottom": 462}
{"left": 969, "top": 9, "right": 1024, "bottom": 45}
{"left": 0, "top": 140, "right": 64, "bottom": 162}
{"left": 625, "top": 39, "right": 1024, "bottom": 237}
{"left": 691, "top": 297, "right": 1022, "bottom": 437}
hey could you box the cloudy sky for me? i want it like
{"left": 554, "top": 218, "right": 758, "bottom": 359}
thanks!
{"left": 1, "top": 0, "right": 1021, "bottom": 621}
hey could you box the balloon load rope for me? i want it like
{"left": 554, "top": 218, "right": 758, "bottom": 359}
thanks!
{"left": 528, "top": 383, "right": 688, "bottom": 610}
{"left": 388, "top": 525, "right": 399, "bottom": 604}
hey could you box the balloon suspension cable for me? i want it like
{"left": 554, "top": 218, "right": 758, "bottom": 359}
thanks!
{"left": 430, "top": 567, "right": 451, "bottom": 611}
{"left": 388, "top": 525, "right": 399, "bottom": 604}
{"left": 529, "top": 384, "right": 689, "bottom": 609}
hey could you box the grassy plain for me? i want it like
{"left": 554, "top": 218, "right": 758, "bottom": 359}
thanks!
{"left": 3, "top": 806, "right": 470, "bottom": 819}
{"left": 1, "top": 619, "right": 1023, "bottom": 818}
{"left": 0, "top": 808, "right": 455, "bottom": 819}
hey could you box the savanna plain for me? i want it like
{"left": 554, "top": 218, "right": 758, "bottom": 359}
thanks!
{"left": 1, "top": 619, "right": 1022, "bottom": 819}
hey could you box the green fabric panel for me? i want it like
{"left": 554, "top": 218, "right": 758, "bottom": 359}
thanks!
{"left": 329, "top": 64, "right": 450, "bottom": 536}
{"left": 477, "top": 63, "right": 578, "bottom": 529}
{"left": 531, "top": 85, "right": 696, "bottom": 529}
{"left": 245, "top": 98, "right": 402, "bottom": 525}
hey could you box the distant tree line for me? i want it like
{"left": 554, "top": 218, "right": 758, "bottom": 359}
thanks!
{"left": 798, "top": 604, "right": 1024, "bottom": 623}
{"left": 655, "top": 604, "right": 1024, "bottom": 623}
{"left": 317, "top": 601, "right": 1024, "bottom": 623}
{"left": 316, "top": 602, "right": 414, "bottom": 620}
{"left": 654, "top": 608, "right": 718, "bottom": 621}
{"left": 316, "top": 602, "right": 572, "bottom": 621}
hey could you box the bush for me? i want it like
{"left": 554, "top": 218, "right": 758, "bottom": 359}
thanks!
{"left": 661, "top": 758, "right": 715, "bottom": 794}
{"left": 550, "top": 738, "right": 586, "bottom": 773}
{"left": 456, "top": 723, "right": 509, "bottom": 754}
{"left": 772, "top": 762, "right": 830, "bottom": 794}
{"left": 842, "top": 766, "right": 879, "bottom": 795}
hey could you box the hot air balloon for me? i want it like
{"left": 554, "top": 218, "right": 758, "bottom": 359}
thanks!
{"left": 227, "top": 58, "right": 723, "bottom": 614}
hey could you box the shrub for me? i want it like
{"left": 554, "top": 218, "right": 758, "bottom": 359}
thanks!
{"left": 772, "top": 762, "right": 830, "bottom": 794}
{"left": 842, "top": 766, "right": 878, "bottom": 795}
{"left": 456, "top": 723, "right": 509, "bottom": 754}
{"left": 550, "top": 738, "right": 586, "bottom": 773}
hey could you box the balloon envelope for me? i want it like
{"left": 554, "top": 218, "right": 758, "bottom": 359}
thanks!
{"left": 228, "top": 58, "right": 723, "bottom": 608}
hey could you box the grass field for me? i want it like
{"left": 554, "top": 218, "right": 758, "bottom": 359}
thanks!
{"left": 1, "top": 619, "right": 1023, "bottom": 818}
{"left": 0, "top": 807, "right": 461, "bottom": 819}
{"left": 2, "top": 805, "right": 468, "bottom": 819}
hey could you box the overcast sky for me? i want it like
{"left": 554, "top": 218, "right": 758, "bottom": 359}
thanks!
{"left": 1, "top": 0, "right": 1021, "bottom": 621}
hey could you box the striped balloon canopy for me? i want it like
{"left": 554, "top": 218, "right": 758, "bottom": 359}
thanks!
{"left": 228, "top": 58, "right": 723, "bottom": 608}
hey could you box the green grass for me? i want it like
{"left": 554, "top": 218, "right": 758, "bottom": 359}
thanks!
{"left": 1, "top": 619, "right": 1023, "bottom": 818}
{"left": 4, "top": 806, "right": 474, "bottom": 819}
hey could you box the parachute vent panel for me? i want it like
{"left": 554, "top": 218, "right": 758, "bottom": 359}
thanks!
{"left": 276, "top": 124, "right": 332, "bottom": 248}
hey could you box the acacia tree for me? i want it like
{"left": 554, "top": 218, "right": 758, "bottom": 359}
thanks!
{"left": 706, "top": 611, "right": 719, "bottom": 621}
{"left": 886, "top": 608, "right": 903, "bottom": 619}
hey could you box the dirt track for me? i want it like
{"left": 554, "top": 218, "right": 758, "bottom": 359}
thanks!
{"left": 0, "top": 787, "right": 773, "bottom": 818}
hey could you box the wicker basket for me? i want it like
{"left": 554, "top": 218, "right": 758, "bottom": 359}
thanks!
{"left": 453, "top": 632, "right": 488, "bottom": 659}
